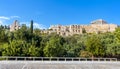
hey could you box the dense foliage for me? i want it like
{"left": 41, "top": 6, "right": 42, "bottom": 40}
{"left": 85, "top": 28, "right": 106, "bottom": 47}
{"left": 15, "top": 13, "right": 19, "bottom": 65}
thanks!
{"left": 0, "top": 24, "right": 120, "bottom": 59}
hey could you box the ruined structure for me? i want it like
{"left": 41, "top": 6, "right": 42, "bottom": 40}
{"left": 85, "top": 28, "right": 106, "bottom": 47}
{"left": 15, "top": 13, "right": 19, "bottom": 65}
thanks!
{"left": 10, "top": 20, "right": 20, "bottom": 31}
{"left": 41, "top": 19, "right": 118, "bottom": 36}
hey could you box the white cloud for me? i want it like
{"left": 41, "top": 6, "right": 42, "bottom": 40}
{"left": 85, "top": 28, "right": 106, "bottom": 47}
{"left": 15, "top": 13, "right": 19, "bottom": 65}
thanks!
{"left": 0, "top": 21, "right": 3, "bottom": 25}
{"left": 20, "top": 22, "right": 47, "bottom": 29}
{"left": 10, "top": 16, "right": 20, "bottom": 19}
{"left": 0, "top": 16, "right": 20, "bottom": 20}
{"left": 0, "top": 19, "right": 9, "bottom": 25}
{"left": 0, "top": 16, "right": 47, "bottom": 29}
{"left": 0, "top": 16, "right": 9, "bottom": 25}
{"left": 0, "top": 16, "right": 20, "bottom": 25}
{"left": 0, "top": 16, "right": 10, "bottom": 20}
{"left": 33, "top": 23, "right": 46, "bottom": 29}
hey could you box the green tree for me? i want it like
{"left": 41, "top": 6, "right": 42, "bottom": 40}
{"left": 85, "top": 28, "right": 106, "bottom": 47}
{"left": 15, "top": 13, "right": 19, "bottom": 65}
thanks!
{"left": 106, "top": 43, "right": 120, "bottom": 57}
{"left": 2, "top": 40, "right": 23, "bottom": 56}
{"left": 43, "top": 34, "right": 64, "bottom": 57}
{"left": 34, "top": 29, "right": 41, "bottom": 35}
{"left": 22, "top": 44, "right": 39, "bottom": 57}
{"left": 0, "top": 29, "right": 8, "bottom": 43}
{"left": 85, "top": 35, "right": 105, "bottom": 57}
{"left": 2, "top": 40, "right": 40, "bottom": 57}
{"left": 80, "top": 50, "right": 92, "bottom": 58}
{"left": 114, "top": 27, "right": 120, "bottom": 43}
{"left": 14, "top": 25, "right": 32, "bottom": 42}
{"left": 82, "top": 28, "right": 86, "bottom": 33}
{"left": 63, "top": 35, "right": 85, "bottom": 57}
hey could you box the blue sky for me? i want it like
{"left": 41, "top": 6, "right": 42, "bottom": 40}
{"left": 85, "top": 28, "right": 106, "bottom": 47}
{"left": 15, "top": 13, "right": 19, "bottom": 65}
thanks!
{"left": 0, "top": 0, "right": 120, "bottom": 29}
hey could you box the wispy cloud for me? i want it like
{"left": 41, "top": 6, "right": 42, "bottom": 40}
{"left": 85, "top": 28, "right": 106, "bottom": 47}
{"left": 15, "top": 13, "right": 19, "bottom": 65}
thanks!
{"left": 0, "top": 16, "right": 10, "bottom": 20}
{"left": 0, "top": 16, "right": 9, "bottom": 25}
{"left": 0, "top": 16, "right": 20, "bottom": 25}
{"left": 0, "top": 21, "right": 3, "bottom": 25}
{"left": 0, "top": 19, "right": 8, "bottom": 25}
{"left": 34, "top": 23, "right": 46, "bottom": 29}
{"left": 10, "top": 16, "right": 20, "bottom": 19}
{"left": 20, "top": 22, "right": 46, "bottom": 29}
{"left": 0, "top": 16, "right": 20, "bottom": 20}
{"left": 0, "top": 16, "right": 46, "bottom": 29}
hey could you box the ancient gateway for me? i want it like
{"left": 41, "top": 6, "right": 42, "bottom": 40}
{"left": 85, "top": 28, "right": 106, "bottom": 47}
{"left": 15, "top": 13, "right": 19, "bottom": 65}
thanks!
{"left": 10, "top": 19, "right": 118, "bottom": 36}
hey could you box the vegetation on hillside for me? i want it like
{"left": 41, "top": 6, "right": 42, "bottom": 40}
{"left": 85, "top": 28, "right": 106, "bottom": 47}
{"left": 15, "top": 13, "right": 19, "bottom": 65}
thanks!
{"left": 0, "top": 23, "right": 120, "bottom": 59}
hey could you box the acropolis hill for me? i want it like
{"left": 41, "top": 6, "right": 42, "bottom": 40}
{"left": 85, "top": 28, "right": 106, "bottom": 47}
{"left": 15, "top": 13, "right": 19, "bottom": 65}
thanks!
{"left": 41, "top": 19, "right": 118, "bottom": 36}
{"left": 10, "top": 19, "right": 118, "bottom": 36}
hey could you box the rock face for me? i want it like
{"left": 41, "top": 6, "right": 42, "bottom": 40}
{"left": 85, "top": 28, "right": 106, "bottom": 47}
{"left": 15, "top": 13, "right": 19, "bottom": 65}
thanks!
{"left": 0, "top": 61, "right": 120, "bottom": 69}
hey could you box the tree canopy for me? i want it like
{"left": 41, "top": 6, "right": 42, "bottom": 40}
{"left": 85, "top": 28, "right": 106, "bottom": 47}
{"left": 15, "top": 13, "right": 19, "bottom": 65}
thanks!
{"left": 0, "top": 24, "right": 119, "bottom": 59}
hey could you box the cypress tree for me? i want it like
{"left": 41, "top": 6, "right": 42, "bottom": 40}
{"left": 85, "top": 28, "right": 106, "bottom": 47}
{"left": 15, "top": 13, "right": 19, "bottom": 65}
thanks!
{"left": 30, "top": 20, "right": 33, "bottom": 33}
